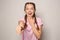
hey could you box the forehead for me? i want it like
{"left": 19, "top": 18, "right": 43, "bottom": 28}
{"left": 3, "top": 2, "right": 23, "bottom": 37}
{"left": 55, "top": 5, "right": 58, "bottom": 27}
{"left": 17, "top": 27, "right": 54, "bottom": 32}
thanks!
{"left": 26, "top": 4, "right": 34, "bottom": 8}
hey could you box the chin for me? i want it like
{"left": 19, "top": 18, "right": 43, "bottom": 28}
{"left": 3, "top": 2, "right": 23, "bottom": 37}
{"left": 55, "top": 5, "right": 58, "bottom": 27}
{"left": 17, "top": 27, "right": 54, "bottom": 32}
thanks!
{"left": 27, "top": 15, "right": 32, "bottom": 17}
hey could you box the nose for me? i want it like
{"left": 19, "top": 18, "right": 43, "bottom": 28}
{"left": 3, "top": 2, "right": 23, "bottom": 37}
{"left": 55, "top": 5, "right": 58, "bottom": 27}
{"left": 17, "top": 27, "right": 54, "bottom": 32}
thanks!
{"left": 28, "top": 9, "right": 32, "bottom": 12}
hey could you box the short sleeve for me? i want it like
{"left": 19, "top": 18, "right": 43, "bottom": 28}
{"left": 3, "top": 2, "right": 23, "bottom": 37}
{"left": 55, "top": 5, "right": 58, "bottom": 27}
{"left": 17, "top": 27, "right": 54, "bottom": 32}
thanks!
{"left": 18, "top": 17, "right": 25, "bottom": 24}
{"left": 37, "top": 17, "right": 43, "bottom": 26}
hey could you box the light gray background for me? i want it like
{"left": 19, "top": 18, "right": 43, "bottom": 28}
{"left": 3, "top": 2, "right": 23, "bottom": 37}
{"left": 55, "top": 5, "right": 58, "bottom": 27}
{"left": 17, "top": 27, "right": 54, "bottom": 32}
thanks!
{"left": 0, "top": 0, "right": 60, "bottom": 40}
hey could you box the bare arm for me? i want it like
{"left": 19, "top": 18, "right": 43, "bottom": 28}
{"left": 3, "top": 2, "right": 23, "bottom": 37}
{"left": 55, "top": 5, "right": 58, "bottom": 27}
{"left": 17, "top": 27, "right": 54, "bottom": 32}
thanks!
{"left": 32, "top": 24, "right": 43, "bottom": 39}
{"left": 28, "top": 18, "right": 43, "bottom": 39}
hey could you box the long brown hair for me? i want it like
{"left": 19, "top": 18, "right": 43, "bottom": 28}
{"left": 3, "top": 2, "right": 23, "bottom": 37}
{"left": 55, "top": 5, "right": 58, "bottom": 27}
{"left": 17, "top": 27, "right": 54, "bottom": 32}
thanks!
{"left": 21, "top": 2, "right": 39, "bottom": 31}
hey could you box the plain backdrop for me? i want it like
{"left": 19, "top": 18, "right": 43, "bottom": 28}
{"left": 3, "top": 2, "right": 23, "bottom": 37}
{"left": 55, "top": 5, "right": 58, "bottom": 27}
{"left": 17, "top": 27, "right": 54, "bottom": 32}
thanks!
{"left": 0, "top": 0, "right": 60, "bottom": 40}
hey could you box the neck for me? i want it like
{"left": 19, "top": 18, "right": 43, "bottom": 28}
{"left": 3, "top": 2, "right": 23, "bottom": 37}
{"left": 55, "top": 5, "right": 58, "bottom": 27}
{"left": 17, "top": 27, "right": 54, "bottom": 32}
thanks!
{"left": 27, "top": 16, "right": 35, "bottom": 20}
{"left": 27, "top": 16, "right": 33, "bottom": 19}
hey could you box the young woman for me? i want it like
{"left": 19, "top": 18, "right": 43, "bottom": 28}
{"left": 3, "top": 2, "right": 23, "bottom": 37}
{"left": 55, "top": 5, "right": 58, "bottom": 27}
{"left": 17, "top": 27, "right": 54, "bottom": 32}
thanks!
{"left": 16, "top": 2, "right": 43, "bottom": 40}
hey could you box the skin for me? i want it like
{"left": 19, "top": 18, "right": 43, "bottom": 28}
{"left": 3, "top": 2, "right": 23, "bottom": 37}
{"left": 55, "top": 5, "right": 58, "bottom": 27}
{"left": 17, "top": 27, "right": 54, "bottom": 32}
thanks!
{"left": 16, "top": 20, "right": 24, "bottom": 34}
{"left": 16, "top": 4, "right": 42, "bottom": 39}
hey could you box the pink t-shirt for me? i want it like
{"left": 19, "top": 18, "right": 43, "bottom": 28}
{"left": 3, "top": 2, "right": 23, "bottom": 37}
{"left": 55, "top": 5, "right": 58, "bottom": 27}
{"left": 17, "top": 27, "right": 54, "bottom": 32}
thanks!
{"left": 19, "top": 17, "right": 43, "bottom": 40}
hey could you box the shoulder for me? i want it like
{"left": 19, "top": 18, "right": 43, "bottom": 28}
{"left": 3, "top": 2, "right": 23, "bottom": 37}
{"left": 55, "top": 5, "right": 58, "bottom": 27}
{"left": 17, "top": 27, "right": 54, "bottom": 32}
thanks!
{"left": 36, "top": 17, "right": 43, "bottom": 26}
{"left": 36, "top": 17, "right": 42, "bottom": 21}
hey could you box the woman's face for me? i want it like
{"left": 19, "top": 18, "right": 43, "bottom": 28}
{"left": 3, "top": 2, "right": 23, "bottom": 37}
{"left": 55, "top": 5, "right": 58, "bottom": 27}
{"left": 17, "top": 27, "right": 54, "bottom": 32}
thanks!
{"left": 25, "top": 4, "right": 35, "bottom": 17}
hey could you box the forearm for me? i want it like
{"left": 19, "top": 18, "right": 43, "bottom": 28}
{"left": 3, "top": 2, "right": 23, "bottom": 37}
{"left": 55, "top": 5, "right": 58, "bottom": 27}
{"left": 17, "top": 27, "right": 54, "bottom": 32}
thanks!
{"left": 32, "top": 24, "right": 42, "bottom": 39}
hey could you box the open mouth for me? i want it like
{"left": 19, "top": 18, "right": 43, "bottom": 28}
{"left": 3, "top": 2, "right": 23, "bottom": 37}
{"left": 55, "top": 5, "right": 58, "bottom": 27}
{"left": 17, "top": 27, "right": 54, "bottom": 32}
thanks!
{"left": 28, "top": 13, "right": 32, "bottom": 15}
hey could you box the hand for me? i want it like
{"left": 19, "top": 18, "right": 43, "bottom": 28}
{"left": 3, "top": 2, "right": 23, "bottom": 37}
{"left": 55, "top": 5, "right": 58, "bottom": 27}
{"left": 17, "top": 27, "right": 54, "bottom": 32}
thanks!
{"left": 18, "top": 20, "right": 25, "bottom": 29}
{"left": 16, "top": 20, "right": 25, "bottom": 34}
{"left": 16, "top": 25, "right": 21, "bottom": 34}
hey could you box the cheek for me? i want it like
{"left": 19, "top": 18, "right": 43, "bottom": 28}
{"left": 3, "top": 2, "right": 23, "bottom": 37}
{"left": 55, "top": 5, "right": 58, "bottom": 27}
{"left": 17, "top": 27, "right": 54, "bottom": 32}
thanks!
{"left": 25, "top": 10, "right": 28, "bottom": 14}
{"left": 32, "top": 10, "right": 35, "bottom": 13}
{"left": 31, "top": 10, "right": 35, "bottom": 14}
{"left": 25, "top": 10, "right": 29, "bottom": 13}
